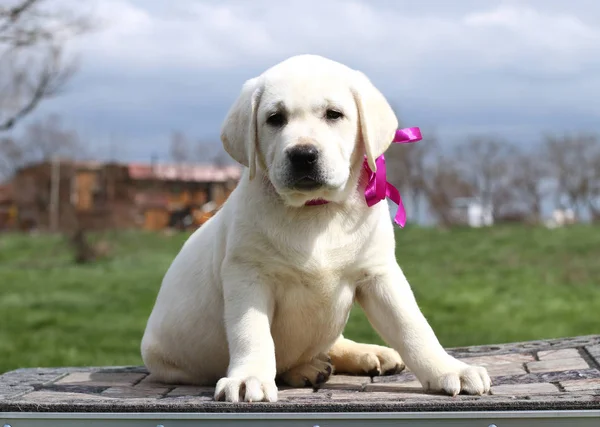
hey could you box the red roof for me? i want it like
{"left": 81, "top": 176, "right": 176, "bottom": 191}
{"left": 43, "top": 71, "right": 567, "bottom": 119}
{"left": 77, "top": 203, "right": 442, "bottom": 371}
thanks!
{"left": 128, "top": 163, "right": 242, "bottom": 183}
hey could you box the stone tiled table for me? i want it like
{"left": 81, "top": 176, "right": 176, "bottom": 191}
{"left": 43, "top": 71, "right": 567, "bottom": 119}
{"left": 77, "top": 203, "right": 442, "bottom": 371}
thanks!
{"left": 2, "top": 336, "right": 600, "bottom": 425}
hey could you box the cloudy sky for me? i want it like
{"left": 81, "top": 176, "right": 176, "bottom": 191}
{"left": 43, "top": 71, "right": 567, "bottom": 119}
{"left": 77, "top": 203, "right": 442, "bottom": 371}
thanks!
{"left": 27, "top": 0, "right": 600, "bottom": 163}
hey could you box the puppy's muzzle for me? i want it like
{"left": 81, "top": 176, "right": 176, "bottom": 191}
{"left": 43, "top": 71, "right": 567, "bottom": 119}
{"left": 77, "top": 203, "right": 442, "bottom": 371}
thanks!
{"left": 286, "top": 144, "right": 324, "bottom": 190}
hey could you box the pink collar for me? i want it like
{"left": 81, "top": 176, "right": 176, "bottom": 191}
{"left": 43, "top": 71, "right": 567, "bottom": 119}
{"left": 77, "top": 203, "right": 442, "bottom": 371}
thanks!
{"left": 305, "top": 198, "right": 329, "bottom": 206}
{"left": 303, "top": 127, "right": 422, "bottom": 227}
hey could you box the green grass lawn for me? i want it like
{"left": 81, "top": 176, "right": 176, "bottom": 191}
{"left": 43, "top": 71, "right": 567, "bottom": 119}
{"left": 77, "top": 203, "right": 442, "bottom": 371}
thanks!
{"left": 1, "top": 225, "right": 599, "bottom": 374}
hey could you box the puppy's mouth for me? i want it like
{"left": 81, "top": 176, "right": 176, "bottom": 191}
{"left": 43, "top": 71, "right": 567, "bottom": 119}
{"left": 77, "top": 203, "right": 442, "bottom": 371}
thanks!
{"left": 292, "top": 176, "right": 323, "bottom": 191}
{"left": 272, "top": 167, "right": 346, "bottom": 207}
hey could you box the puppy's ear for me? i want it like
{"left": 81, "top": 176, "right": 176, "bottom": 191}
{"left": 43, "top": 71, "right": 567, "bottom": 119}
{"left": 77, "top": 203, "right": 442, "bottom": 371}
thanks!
{"left": 351, "top": 71, "right": 398, "bottom": 172}
{"left": 220, "top": 77, "right": 263, "bottom": 180}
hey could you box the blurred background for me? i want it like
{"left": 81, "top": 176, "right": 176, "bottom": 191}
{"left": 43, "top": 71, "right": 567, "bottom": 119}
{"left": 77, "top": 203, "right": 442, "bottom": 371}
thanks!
{"left": 0, "top": 0, "right": 599, "bottom": 374}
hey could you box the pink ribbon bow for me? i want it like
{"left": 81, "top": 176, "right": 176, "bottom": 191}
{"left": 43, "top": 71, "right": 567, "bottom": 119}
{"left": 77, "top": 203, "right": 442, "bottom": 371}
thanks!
{"left": 363, "top": 127, "right": 422, "bottom": 227}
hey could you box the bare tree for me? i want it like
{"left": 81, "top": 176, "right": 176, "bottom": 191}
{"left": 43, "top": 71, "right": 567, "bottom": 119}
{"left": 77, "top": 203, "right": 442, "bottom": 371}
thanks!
{"left": 22, "top": 113, "right": 80, "bottom": 159}
{"left": 506, "top": 145, "right": 549, "bottom": 223}
{"left": 0, "top": 0, "right": 91, "bottom": 132}
{"left": 1, "top": 115, "right": 81, "bottom": 233}
{"left": 0, "top": 135, "right": 21, "bottom": 177}
{"left": 420, "top": 148, "right": 474, "bottom": 227}
{"left": 454, "top": 136, "right": 518, "bottom": 220}
{"left": 544, "top": 132, "right": 599, "bottom": 219}
{"left": 590, "top": 150, "right": 600, "bottom": 222}
{"left": 197, "top": 139, "right": 232, "bottom": 166}
{"left": 169, "top": 130, "right": 189, "bottom": 163}
{"left": 170, "top": 132, "right": 234, "bottom": 167}
{"left": 211, "top": 149, "right": 231, "bottom": 167}
{"left": 0, "top": 113, "right": 81, "bottom": 178}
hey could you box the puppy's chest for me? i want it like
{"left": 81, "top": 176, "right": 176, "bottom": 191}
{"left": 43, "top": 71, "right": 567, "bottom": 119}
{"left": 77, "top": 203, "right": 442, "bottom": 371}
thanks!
{"left": 259, "top": 228, "right": 374, "bottom": 358}
{"left": 270, "top": 266, "right": 356, "bottom": 346}
{"left": 254, "top": 224, "right": 376, "bottom": 302}
{"left": 267, "top": 255, "right": 362, "bottom": 301}
{"left": 284, "top": 233, "right": 368, "bottom": 273}
{"left": 263, "top": 232, "right": 373, "bottom": 296}
{"left": 265, "top": 245, "right": 360, "bottom": 307}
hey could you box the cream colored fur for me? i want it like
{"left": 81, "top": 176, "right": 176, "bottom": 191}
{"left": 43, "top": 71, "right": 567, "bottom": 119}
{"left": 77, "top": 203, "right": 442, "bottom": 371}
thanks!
{"left": 141, "top": 54, "right": 491, "bottom": 402}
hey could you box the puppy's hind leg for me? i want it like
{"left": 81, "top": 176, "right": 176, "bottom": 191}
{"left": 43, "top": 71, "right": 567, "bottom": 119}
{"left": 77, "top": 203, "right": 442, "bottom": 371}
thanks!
{"left": 278, "top": 353, "right": 333, "bottom": 389}
{"left": 328, "top": 335, "right": 405, "bottom": 377}
{"left": 142, "top": 347, "right": 206, "bottom": 385}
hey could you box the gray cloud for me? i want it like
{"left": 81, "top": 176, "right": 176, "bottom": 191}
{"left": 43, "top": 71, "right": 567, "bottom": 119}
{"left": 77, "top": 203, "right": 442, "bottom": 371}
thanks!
{"left": 19, "top": 0, "right": 600, "bottom": 162}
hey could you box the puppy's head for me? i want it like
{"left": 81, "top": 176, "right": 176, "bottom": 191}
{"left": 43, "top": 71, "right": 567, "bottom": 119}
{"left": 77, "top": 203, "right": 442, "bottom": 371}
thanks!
{"left": 221, "top": 54, "right": 398, "bottom": 207}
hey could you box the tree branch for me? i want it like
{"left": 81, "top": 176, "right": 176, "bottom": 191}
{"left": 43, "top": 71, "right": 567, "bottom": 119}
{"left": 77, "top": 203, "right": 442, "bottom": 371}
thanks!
{"left": 0, "top": 0, "right": 90, "bottom": 132}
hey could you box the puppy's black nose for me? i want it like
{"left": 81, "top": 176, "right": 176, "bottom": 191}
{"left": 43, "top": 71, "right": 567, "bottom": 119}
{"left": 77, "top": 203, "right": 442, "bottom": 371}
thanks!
{"left": 287, "top": 145, "right": 319, "bottom": 171}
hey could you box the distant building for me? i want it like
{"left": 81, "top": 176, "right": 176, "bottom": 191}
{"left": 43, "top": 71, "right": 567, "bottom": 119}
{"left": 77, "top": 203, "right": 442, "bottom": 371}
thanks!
{"left": 10, "top": 159, "right": 242, "bottom": 231}
{"left": 0, "top": 183, "right": 15, "bottom": 230}
{"left": 450, "top": 197, "right": 494, "bottom": 227}
{"left": 544, "top": 208, "right": 577, "bottom": 229}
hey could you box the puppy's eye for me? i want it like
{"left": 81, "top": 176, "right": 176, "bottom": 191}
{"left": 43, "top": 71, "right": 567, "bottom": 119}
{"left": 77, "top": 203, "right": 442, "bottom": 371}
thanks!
{"left": 326, "top": 109, "right": 344, "bottom": 121}
{"left": 266, "top": 112, "right": 286, "bottom": 127}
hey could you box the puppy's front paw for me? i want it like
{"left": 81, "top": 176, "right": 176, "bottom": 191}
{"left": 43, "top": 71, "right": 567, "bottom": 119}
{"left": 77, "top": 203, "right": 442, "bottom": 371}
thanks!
{"left": 214, "top": 376, "right": 278, "bottom": 402}
{"left": 419, "top": 358, "right": 491, "bottom": 396}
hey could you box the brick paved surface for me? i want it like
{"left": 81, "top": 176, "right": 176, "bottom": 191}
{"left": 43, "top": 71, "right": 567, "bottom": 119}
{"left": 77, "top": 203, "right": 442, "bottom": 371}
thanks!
{"left": 1, "top": 335, "right": 599, "bottom": 413}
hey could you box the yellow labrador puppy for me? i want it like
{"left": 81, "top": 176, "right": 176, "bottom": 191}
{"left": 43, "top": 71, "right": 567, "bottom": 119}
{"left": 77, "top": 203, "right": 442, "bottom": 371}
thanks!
{"left": 141, "top": 54, "right": 490, "bottom": 402}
